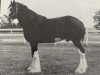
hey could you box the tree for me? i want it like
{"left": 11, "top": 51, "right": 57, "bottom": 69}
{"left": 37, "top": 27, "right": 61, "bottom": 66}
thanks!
{"left": 0, "top": 16, "right": 21, "bottom": 28}
{"left": 93, "top": 10, "right": 100, "bottom": 30}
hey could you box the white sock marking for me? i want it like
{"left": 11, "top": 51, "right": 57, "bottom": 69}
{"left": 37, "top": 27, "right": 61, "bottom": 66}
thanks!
{"left": 28, "top": 51, "right": 41, "bottom": 73}
{"left": 75, "top": 49, "right": 88, "bottom": 74}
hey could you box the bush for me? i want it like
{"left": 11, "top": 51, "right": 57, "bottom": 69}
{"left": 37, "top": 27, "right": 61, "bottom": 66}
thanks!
{"left": 1, "top": 23, "right": 21, "bottom": 28}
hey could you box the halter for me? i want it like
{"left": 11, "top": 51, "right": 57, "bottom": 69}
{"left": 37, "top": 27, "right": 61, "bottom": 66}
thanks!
{"left": 8, "top": 2, "right": 19, "bottom": 20}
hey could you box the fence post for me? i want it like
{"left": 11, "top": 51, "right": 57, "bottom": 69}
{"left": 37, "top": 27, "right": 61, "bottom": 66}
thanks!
{"left": 86, "top": 28, "right": 89, "bottom": 46}
{"left": 11, "top": 30, "right": 13, "bottom": 34}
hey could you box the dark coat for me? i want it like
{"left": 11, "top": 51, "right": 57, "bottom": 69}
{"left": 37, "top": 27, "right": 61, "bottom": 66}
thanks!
{"left": 17, "top": 2, "right": 85, "bottom": 43}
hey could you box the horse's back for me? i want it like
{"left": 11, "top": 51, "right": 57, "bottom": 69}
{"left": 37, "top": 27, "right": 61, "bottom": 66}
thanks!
{"left": 45, "top": 16, "right": 85, "bottom": 41}
{"left": 24, "top": 15, "right": 85, "bottom": 43}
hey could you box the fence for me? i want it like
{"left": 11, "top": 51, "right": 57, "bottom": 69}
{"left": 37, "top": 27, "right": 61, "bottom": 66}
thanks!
{"left": 0, "top": 28, "right": 26, "bottom": 43}
{"left": 85, "top": 28, "right": 100, "bottom": 46}
{"left": 0, "top": 28, "right": 100, "bottom": 45}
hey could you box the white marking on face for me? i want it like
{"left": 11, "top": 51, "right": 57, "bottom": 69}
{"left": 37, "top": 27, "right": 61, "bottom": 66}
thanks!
{"left": 11, "top": 19, "right": 19, "bottom": 24}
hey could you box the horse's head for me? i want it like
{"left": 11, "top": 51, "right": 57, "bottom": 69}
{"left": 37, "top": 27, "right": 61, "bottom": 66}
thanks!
{"left": 7, "top": 0, "right": 18, "bottom": 22}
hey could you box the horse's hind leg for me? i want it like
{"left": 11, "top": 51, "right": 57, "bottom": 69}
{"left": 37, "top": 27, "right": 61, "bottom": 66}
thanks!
{"left": 72, "top": 40, "right": 88, "bottom": 74}
{"left": 27, "top": 43, "right": 41, "bottom": 73}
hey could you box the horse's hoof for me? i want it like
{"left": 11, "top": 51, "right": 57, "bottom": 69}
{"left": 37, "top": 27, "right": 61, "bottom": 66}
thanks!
{"left": 75, "top": 69, "right": 85, "bottom": 74}
{"left": 27, "top": 67, "right": 32, "bottom": 71}
{"left": 75, "top": 67, "right": 87, "bottom": 74}
{"left": 29, "top": 68, "right": 41, "bottom": 73}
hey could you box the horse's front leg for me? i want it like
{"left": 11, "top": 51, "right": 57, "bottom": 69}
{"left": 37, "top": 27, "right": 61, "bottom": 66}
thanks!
{"left": 27, "top": 43, "right": 41, "bottom": 73}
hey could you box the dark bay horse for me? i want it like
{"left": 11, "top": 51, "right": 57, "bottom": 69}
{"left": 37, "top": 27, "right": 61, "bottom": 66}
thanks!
{"left": 6, "top": 0, "right": 88, "bottom": 74}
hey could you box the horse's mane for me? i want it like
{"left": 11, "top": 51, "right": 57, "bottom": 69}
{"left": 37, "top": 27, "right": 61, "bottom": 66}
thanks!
{"left": 16, "top": 2, "right": 38, "bottom": 16}
{"left": 16, "top": 2, "right": 28, "bottom": 9}
{"left": 17, "top": 2, "right": 46, "bottom": 19}
{"left": 16, "top": 2, "right": 47, "bottom": 24}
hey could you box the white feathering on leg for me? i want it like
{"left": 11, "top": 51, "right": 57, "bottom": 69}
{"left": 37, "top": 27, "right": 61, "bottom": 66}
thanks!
{"left": 28, "top": 51, "right": 41, "bottom": 73}
{"left": 75, "top": 49, "right": 88, "bottom": 74}
{"left": 34, "top": 51, "right": 41, "bottom": 72}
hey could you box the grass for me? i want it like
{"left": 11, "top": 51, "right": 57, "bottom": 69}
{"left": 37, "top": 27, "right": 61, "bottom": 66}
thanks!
{"left": 0, "top": 43, "right": 100, "bottom": 75}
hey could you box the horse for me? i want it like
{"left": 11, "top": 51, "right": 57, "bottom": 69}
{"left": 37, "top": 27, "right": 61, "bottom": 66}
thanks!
{"left": 5, "top": 0, "right": 88, "bottom": 74}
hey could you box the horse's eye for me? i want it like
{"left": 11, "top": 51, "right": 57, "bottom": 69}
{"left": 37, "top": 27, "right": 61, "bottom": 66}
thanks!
{"left": 10, "top": 8, "right": 13, "bottom": 11}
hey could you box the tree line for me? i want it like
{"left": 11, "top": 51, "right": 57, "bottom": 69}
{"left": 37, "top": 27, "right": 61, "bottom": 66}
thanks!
{"left": 93, "top": 10, "right": 100, "bottom": 30}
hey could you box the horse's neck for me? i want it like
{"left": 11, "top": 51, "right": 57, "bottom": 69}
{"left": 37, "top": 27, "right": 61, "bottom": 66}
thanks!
{"left": 17, "top": 8, "right": 38, "bottom": 28}
{"left": 17, "top": 8, "right": 47, "bottom": 31}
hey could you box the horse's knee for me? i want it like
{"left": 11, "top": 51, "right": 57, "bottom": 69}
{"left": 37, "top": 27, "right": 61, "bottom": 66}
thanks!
{"left": 72, "top": 40, "right": 85, "bottom": 53}
{"left": 80, "top": 49, "right": 85, "bottom": 53}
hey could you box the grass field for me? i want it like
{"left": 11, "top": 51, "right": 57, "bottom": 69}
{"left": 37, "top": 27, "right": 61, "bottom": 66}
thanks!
{"left": 0, "top": 43, "right": 100, "bottom": 75}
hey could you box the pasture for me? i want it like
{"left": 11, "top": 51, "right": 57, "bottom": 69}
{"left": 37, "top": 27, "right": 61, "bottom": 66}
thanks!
{"left": 0, "top": 43, "right": 100, "bottom": 75}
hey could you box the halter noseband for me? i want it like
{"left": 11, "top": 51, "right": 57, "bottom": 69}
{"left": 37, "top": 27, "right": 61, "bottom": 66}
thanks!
{"left": 9, "top": 2, "right": 18, "bottom": 20}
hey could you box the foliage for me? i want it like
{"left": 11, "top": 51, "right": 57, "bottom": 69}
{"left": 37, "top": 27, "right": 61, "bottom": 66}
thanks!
{"left": 1, "top": 22, "right": 21, "bottom": 28}
{"left": 93, "top": 10, "right": 100, "bottom": 30}
{"left": 0, "top": 16, "right": 21, "bottom": 28}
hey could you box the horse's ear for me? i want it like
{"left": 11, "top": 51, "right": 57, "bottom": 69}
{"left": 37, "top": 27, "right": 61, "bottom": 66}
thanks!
{"left": 11, "top": 0, "right": 13, "bottom": 4}
{"left": 8, "top": 0, "right": 12, "bottom": 9}
{"left": 13, "top": 0, "right": 15, "bottom": 3}
{"left": 10, "top": 0, "right": 15, "bottom": 4}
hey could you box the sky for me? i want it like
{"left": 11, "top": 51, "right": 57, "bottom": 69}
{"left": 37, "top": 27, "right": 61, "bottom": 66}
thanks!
{"left": 0, "top": 0, "right": 1, "bottom": 12}
{"left": 1, "top": 0, "right": 100, "bottom": 28}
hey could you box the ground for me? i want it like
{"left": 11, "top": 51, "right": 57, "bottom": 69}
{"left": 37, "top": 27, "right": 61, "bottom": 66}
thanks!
{"left": 0, "top": 43, "right": 100, "bottom": 75}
